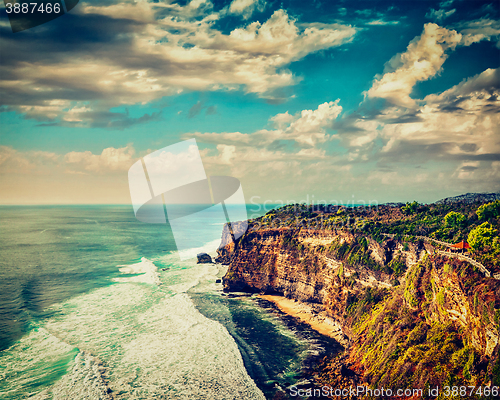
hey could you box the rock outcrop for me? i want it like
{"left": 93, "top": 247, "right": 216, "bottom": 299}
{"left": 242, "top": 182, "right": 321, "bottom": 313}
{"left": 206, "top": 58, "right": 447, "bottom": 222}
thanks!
{"left": 214, "top": 221, "right": 248, "bottom": 264}
{"left": 196, "top": 253, "right": 213, "bottom": 264}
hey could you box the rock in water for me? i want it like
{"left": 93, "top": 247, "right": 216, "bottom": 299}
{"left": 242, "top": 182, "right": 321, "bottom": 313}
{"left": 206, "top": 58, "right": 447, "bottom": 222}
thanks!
{"left": 197, "top": 253, "right": 213, "bottom": 264}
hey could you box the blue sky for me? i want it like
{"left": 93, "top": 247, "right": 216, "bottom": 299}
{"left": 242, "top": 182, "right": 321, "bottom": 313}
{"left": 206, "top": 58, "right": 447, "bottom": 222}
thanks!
{"left": 0, "top": 0, "right": 499, "bottom": 204}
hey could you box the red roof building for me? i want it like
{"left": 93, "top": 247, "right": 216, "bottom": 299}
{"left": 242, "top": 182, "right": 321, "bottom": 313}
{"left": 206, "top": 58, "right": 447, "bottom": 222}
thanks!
{"left": 451, "top": 241, "right": 471, "bottom": 251}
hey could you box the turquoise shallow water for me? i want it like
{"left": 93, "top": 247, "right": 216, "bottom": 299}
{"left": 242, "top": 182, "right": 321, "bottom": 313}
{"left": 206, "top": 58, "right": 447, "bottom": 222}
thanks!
{"left": 0, "top": 205, "right": 314, "bottom": 399}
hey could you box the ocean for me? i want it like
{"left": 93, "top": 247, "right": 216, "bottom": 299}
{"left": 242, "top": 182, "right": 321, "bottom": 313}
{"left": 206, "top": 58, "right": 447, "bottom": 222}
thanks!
{"left": 0, "top": 205, "right": 333, "bottom": 399}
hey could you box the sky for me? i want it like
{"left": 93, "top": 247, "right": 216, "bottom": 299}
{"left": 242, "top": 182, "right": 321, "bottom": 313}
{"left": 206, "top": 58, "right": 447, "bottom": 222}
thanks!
{"left": 0, "top": 0, "right": 499, "bottom": 205}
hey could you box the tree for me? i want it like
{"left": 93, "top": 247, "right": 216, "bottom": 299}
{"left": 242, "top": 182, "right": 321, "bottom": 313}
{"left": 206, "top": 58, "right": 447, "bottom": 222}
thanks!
{"left": 402, "top": 201, "right": 419, "bottom": 215}
{"left": 444, "top": 211, "right": 466, "bottom": 228}
{"left": 467, "top": 222, "right": 500, "bottom": 251}
{"left": 477, "top": 200, "right": 500, "bottom": 221}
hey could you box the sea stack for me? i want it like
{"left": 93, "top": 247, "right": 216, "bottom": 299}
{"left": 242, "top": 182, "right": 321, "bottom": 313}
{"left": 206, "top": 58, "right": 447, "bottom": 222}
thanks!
{"left": 197, "top": 253, "right": 213, "bottom": 264}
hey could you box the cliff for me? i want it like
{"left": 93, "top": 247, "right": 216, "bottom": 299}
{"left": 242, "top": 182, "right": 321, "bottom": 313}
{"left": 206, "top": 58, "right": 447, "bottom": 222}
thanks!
{"left": 220, "top": 202, "right": 500, "bottom": 397}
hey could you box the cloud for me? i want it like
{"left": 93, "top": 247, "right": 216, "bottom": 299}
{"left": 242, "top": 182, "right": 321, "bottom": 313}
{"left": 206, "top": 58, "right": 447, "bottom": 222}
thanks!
{"left": 64, "top": 145, "right": 136, "bottom": 173}
{"left": 0, "top": 146, "right": 59, "bottom": 174}
{"left": 187, "top": 100, "right": 217, "bottom": 118}
{"left": 37, "top": 108, "right": 162, "bottom": 129}
{"left": 426, "top": 8, "right": 456, "bottom": 22}
{"left": 456, "top": 18, "right": 500, "bottom": 47}
{"left": 2, "top": 8, "right": 499, "bottom": 204}
{"left": 440, "top": 0, "right": 454, "bottom": 8}
{"left": 177, "top": 20, "right": 499, "bottom": 199}
{"left": 180, "top": 101, "right": 342, "bottom": 192}
{"left": 367, "top": 23, "right": 462, "bottom": 108}
{"left": 228, "top": 0, "right": 265, "bottom": 19}
{"left": 205, "top": 105, "right": 217, "bottom": 115}
{"left": 0, "top": 144, "right": 144, "bottom": 203}
{"left": 327, "top": 18, "right": 499, "bottom": 195}
{"left": 426, "top": 66, "right": 499, "bottom": 102}
{"left": 355, "top": 9, "right": 372, "bottom": 17}
{"left": 340, "top": 66, "right": 500, "bottom": 194}
{"left": 365, "top": 19, "right": 399, "bottom": 26}
{"left": 189, "top": 100, "right": 342, "bottom": 149}
{"left": 0, "top": 143, "right": 141, "bottom": 176}
{"left": 0, "top": 144, "right": 138, "bottom": 204}
{"left": 347, "top": 7, "right": 401, "bottom": 27}
{"left": 0, "top": 1, "right": 356, "bottom": 126}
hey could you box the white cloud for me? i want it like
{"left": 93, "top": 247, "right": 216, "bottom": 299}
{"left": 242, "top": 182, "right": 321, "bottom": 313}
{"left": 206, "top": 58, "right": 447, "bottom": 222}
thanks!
{"left": 190, "top": 100, "right": 342, "bottom": 149}
{"left": 0, "top": 146, "right": 59, "bottom": 174}
{"left": 426, "top": 8, "right": 456, "bottom": 22}
{"left": 365, "top": 19, "right": 400, "bottom": 26}
{"left": 64, "top": 145, "right": 136, "bottom": 173}
{"left": 439, "top": 0, "right": 454, "bottom": 8}
{"left": 182, "top": 101, "right": 342, "bottom": 190}
{"left": 0, "top": 2, "right": 356, "bottom": 124}
{"left": 340, "top": 66, "right": 500, "bottom": 194}
{"left": 228, "top": 0, "right": 265, "bottom": 19}
{"left": 456, "top": 18, "right": 500, "bottom": 47}
{"left": 367, "top": 23, "right": 462, "bottom": 108}
{"left": 455, "top": 161, "right": 480, "bottom": 180}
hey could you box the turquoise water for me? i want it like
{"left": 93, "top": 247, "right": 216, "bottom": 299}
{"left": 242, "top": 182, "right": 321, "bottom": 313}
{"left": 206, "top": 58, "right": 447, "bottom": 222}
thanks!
{"left": 0, "top": 205, "right": 311, "bottom": 399}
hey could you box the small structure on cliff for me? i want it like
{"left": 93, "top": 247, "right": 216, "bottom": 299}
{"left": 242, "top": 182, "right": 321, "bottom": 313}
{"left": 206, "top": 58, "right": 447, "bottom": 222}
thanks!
{"left": 450, "top": 241, "right": 470, "bottom": 253}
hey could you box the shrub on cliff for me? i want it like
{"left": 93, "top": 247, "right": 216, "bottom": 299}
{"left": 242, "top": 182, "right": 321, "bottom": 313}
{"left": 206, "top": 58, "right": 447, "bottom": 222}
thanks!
{"left": 477, "top": 200, "right": 500, "bottom": 221}
{"left": 341, "top": 257, "right": 494, "bottom": 395}
{"left": 468, "top": 222, "right": 500, "bottom": 269}
{"left": 402, "top": 201, "right": 420, "bottom": 215}
{"left": 468, "top": 222, "right": 499, "bottom": 252}
{"left": 329, "top": 237, "right": 380, "bottom": 271}
{"left": 444, "top": 211, "right": 467, "bottom": 228}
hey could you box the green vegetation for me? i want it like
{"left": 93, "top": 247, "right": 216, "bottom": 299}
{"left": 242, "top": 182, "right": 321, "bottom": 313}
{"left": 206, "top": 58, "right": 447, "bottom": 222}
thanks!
{"left": 467, "top": 222, "right": 500, "bottom": 269}
{"left": 328, "top": 237, "right": 380, "bottom": 271}
{"left": 444, "top": 211, "right": 466, "bottom": 228}
{"left": 468, "top": 222, "right": 499, "bottom": 251}
{"left": 318, "top": 258, "right": 494, "bottom": 396}
{"left": 477, "top": 200, "right": 500, "bottom": 221}
{"left": 402, "top": 201, "right": 420, "bottom": 215}
{"left": 344, "top": 287, "right": 388, "bottom": 322}
{"left": 255, "top": 198, "right": 500, "bottom": 272}
{"left": 387, "top": 255, "right": 406, "bottom": 276}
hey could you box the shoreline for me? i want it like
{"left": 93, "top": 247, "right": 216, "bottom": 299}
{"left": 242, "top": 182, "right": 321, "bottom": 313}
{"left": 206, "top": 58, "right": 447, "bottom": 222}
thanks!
{"left": 258, "top": 295, "right": 349, "bottom": 347}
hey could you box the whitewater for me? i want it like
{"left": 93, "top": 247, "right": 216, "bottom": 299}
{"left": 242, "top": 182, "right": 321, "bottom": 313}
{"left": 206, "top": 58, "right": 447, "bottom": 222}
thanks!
{"left": 1, "top": 248, "right": 266, "bottom": 399}
{"left": 0, "top": 206, "right": 323, "bottom": 399}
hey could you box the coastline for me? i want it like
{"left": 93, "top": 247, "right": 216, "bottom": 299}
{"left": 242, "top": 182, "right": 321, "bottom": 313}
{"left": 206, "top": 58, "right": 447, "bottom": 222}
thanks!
{"left": 258, "top": 295, "right": 349, "bottom": 347}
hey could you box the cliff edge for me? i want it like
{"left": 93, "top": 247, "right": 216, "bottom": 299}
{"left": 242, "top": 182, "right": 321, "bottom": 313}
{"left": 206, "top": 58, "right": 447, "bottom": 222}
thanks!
{"left": 220, "top": 200, "right": 500, "bottom": 397}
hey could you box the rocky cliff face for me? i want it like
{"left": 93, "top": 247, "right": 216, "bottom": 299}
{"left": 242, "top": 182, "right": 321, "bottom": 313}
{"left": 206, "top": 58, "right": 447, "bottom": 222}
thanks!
{"left": 215, "top": 221, "right": 247, "bottom": 265}
{"left": 223, "top": 227, "right": 394, "bottom": 298}
{"left": 220, "top": 223, "right": 500, "bottom": 393}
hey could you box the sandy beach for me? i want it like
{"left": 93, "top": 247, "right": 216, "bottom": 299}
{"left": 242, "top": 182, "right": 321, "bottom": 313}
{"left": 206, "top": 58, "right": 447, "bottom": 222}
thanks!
{"left": 258, "top": 295, "right": 348, "bottom": 346}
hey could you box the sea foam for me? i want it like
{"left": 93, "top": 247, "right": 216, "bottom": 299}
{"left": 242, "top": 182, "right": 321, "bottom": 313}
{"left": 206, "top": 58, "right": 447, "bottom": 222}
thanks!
{"left": 177, "top": 238, "right": 221, "bottom": 261}
{"left": 31, "top": 351, "right": 113, "bottom": 400}
{"left": 33, "top": 261, "right": 265, "bottom": 399}
{"left": 113, "top": 257, "right": 161, "bottom": 286}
